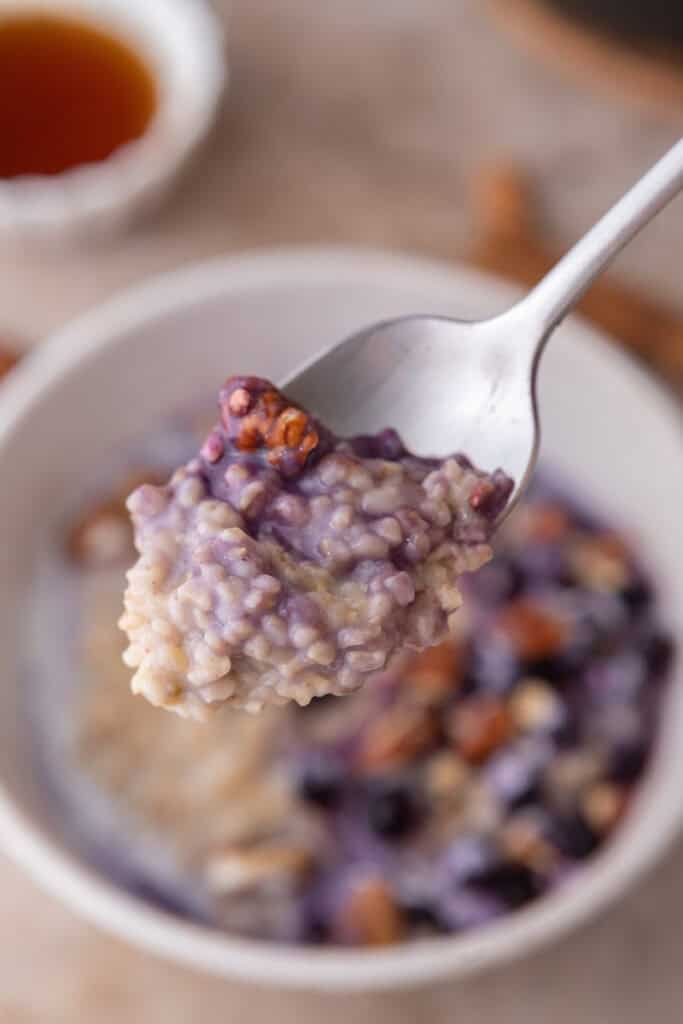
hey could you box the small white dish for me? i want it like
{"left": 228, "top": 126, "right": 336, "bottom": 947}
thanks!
{"left": 0, "top": 0, "right": 226, "bottom": 241}
{"left": 0, "top": 248, "right": 680, "bottom": 992}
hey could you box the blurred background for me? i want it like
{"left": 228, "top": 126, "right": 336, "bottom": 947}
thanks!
{"left": 0, "top": 1, "right": 681, "bottom": 1021}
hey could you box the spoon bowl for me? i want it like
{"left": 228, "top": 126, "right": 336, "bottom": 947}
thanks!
{"left": 283, "top": 309, "right": 539, "bottom": 514}
{"left": 285, "top": 139, "right": 683, "bottom": 518}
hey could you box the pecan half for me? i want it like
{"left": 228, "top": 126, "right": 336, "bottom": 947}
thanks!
{"left": 338, "top": 878, "right": 404, "bottom": 946}
{"left": 405, "top": 641, "right": 463, "bottom": 703}
{"left": 214, "top": 376, "right": 327, "bottom": 478}
{"left": 446, "top": 696, "right": 512, "bottom": 763}
{"left": 496, "top": 599, "right": 567, "bottom": 662}
{"left": 67, "top": 470, "right": 163, "bottom": 567}
{"left": 68, "top": 501, "right": 132, "bottom": 567}
{"left": 357, "top": 705, "right": 437, "bottom": 770}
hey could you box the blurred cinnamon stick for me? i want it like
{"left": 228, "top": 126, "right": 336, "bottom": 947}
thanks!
{"left": 0, "top": 344, "right": 20, "bottom": 381}
{"left": 467, "top": 163, "right": 683, "bottom": 392}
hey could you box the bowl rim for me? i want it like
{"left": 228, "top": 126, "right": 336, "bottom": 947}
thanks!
{"left": 0, "top": 246, "right": 681, "bottom": 992}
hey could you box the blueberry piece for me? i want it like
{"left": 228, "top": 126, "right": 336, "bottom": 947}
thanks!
{"left": 475, "top": 860, "right": 542, "bottom": 909}
{"left": 608, "top": 740, "right": 649, "bottom": 783}
{"left": 443, "top": 835, "right": 499, "bottom": 885}
{"left": 297, "top": 753, "right": 344, "bottom": 807}
{"left": 523, "top": 613, "right": 599, "bottom": 682}
{"left": 525, "top": 620, "right": 601, "bottom": 682}
{"left": 374, "top": 428, "right": 405, "bottom": 461}
{"left": 643, "top": 631, "right": 675, "bottom": 677}
{"left": 568, "top": 594, "right": 628, "bottom": 662}
{"left": 553, "top": 714, "right": 580, "bottom": 748}
{"left": 548, "top": 814, "right": 599, "bottom": 859}
{"left": 348, "top": 428, "right": 405, "bottom": 461}
{"left": 367, "top": 781, "right": 421, "bottom": 839}
{"left": 620, "top": 578, "right": 652, "bottom": 615}
{"left": 347, "top": 434, "right": 375, "bottom": 459}
{"left": 523, "top": 654, "right": 570, "bottom": 684}
{"left": 400, "top": 901, "right": 444, "bottom": 932}
{"left": 523, "top": 620, "right": 595, "bottom": 682}
{"left": 302, "top": 916, "right": 330, "bottom": 944}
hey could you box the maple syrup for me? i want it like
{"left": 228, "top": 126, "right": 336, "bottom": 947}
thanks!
{"left": 0, "top": 12, "right": 157, "bottom": 179}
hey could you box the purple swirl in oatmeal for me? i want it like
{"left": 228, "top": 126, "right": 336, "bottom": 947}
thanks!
{"left": 52, "top": 470, "right": 673, "bottom": 946}
{"left": 120, "top": 376, "right": 512, "bottom": 718}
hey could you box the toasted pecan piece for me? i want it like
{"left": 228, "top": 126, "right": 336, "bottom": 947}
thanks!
{"left": 406, "top": 641, "right": 464, "bottom": 703}
{"left": 67, "top": 470, "right": 164, "bottom": 567}
{"left": 496, "top": 599, "right": 567, "bottom": 662}
{"left": 215, "top": 376, "right": 327, "bottom": 478}
{"left": 581, "top": 782, "right": 627, "bottom": 834}
{"left": 357, "top": 705, "right": 438, "bottom": 770}
{"left": 446, "top": 696, "right": 512, "bottom": 763}
{"left": 339, "top": 878, "right": 404, "bottom": 946}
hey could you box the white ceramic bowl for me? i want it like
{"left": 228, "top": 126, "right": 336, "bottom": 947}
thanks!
{"left": 0, "top": 0, "right": 225, "bottom": 240}
{"left": 0, "top": 249, "right": 680, "bottom": 992}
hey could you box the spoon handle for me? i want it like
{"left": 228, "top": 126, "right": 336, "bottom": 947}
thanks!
{"left": 521, "top": 138, "right": 683, "bottom": 335}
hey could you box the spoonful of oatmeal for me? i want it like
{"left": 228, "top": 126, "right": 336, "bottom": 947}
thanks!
{"left": 120, "top": 141, "right": 682, "bottom": 719}
{"left": 121, "top": 376, "right": 512, "bottom": 718}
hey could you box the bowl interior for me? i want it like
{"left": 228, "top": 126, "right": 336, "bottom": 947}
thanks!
{"left": 0, "top": 249, "right": 681, "bottom": 990}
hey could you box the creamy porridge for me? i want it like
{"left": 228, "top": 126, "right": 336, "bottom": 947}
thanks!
{"left": 121, "top": 377, "right": 512, "bottom": 717}
{"left": 25, "top": 418, "right": 673, "bottom": 945}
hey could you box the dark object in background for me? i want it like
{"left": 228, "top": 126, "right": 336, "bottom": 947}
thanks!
{"left": 543, "top": 0, "right": 683, "bottom": 45}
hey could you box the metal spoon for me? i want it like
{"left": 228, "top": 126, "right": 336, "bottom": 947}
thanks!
{"left": 282, "top": 139, "right": 683, "bottom": 519}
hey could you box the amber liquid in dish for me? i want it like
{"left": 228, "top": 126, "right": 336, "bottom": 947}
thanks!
{"left": 0, "top": 13, "right": 157, "bottom": 178}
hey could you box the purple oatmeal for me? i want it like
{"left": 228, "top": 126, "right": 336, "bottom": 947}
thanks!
{"left": 120, "top": 377, "right": 512, "bottom": 717}
{"left": 34, "top": 455, "right": 673, "bottom": 948}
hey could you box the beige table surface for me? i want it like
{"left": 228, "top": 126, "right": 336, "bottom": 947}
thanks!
{"left": 1, "top": 2, "right": 682, "bottom": 1021}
